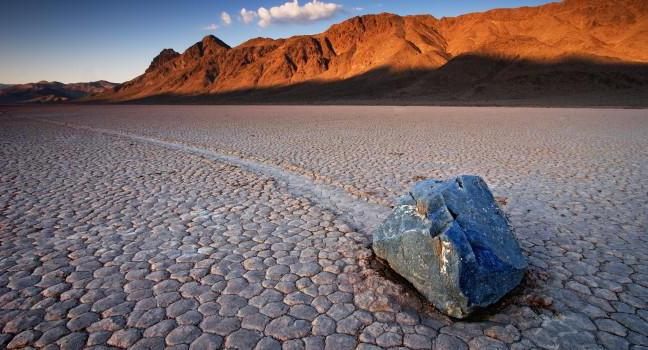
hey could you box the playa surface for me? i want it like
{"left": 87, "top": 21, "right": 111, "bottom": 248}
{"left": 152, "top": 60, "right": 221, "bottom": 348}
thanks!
{"left": 0, "top": 105, "right": 646, "bottom": 349}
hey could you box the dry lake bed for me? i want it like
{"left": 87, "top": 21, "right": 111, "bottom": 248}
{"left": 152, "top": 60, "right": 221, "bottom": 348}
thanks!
{"left": 0, "top": 105, "right": 647, "bottom": 350}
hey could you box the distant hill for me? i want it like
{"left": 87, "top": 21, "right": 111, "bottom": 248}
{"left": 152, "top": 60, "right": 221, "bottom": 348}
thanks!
{"left": 89, "top": 0, "right": 648, "bottom": 105}
{"left": 0, "top": 84, "right": 14, "bottom": 91}
{"left": 0, "top": 80, "right": 117, "bottom": 104}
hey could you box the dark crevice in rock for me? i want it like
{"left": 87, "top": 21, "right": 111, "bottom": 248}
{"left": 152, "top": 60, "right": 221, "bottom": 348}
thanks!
{"left": 447, "top": 205, "right": 459, "bottom": 220}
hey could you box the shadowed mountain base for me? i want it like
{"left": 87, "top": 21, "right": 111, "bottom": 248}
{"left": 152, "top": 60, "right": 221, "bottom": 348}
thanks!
{"left": 94, "top": 56, "right": 648, "bottom": 107}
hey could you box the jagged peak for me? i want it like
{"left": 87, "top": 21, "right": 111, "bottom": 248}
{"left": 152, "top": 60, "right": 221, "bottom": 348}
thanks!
{"left": 180, "top": 35, "right": 231, "bottom": 58}
{"left": 146, "top": 48, "right": 180, "bottom": 73}
{"left": 201, "top": 35, "right": 231, "bottom": 50}
{"left": 158, "top": 48, "right": 179, "bottom": 56}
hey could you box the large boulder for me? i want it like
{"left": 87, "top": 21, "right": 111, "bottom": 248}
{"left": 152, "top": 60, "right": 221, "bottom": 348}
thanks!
{"left": 373, "top": 175, "right": 527, "bottom": 318}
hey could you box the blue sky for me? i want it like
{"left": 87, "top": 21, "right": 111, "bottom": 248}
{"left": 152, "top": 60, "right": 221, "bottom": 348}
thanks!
{"left": 0, "top": 0, "right": 554, "bottom": 84}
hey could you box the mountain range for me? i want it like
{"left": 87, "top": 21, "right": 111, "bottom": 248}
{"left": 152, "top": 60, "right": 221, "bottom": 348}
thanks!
{"left": 6, "top": 0, "right": 648, "bottom": 106}
{"left": 0, "top": 81, "right": 117, "bottom": 104}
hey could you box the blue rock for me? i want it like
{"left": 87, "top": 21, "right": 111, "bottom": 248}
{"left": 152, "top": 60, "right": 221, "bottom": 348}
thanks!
{"left": 373, "top": 175, "right": 527, "bottom": 318}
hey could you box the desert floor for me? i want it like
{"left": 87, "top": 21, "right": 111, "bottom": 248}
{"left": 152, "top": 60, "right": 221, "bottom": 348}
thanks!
{"left": 0, "top": 105, "right": 646, "bottom": 350}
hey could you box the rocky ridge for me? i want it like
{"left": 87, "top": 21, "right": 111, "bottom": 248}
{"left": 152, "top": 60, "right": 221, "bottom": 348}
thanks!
{"left": 96, "top": 0, "right": 648, "bottom": 104}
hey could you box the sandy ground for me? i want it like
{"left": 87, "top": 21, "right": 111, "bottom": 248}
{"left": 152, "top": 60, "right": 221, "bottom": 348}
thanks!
{"left": 0, "top": 105, "right": 646, "bottom": 349}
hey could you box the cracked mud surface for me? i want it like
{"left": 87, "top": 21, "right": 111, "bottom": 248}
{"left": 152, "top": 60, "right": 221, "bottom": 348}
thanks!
{"left": 0, "top": 105, "right": 647, "bottom": 349}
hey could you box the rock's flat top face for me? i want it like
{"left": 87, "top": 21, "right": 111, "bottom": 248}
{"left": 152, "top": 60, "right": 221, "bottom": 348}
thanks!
{"left": 374, "top": 175, "right": 527, "bottom": 318}
{"left": 1, "top": 105, "right": 646, "bottom": 350}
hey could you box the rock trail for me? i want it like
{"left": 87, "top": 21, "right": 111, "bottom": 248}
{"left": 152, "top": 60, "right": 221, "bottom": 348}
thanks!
{"left": 29, "top": 117, "right": 390, "bottom": 238}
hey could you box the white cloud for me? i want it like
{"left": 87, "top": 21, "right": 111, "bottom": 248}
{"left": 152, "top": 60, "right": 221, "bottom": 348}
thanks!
{"left": 254, "top": 0, "right": 343, "bottom": 27}
{"left": 257, "top": 8, "right": 273, "bottom": 27}
{"left": 221, "top": 11, "right": 232, "bottom": 25}
{"left": 203, "top": 23, "right": 219, "bottom": 31}
{"left": 240, "top": 8, "right": 258, "bottom": 24}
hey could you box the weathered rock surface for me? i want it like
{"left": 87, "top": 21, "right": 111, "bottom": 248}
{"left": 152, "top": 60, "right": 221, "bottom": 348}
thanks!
{"left": 373, "top": 175, "right": 527, "bottom": 318}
